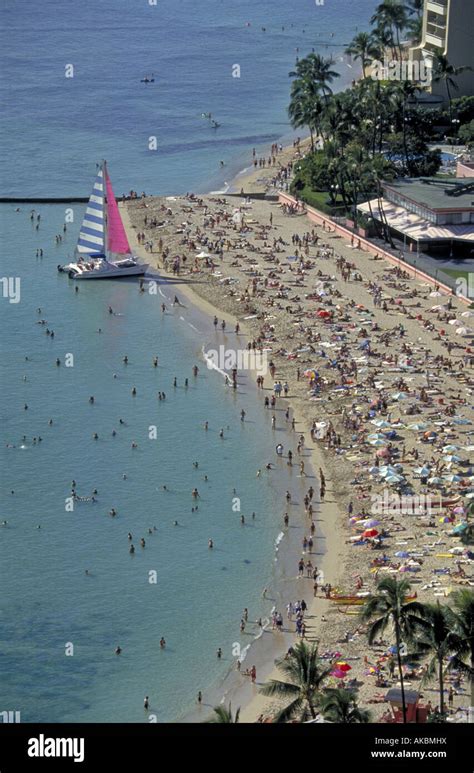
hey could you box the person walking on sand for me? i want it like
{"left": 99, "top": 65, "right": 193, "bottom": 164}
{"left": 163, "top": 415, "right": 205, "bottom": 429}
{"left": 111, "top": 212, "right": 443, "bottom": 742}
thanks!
{"left": 250, "top": 665, "right": 256, "bottom": 683}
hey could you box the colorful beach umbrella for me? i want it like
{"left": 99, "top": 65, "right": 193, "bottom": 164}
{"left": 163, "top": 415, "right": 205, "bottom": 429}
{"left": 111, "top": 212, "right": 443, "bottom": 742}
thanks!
{"left": 443, "top": 455, "right": 462, "bottom": 463}
{"left": 363, "top": 528, "right": 379, "bottom": 538}
{"left": 335, "top": 662, "right": 352, "bottom": 672}
{"left": 408, "top": 422, "right": 428, "bottom": 431}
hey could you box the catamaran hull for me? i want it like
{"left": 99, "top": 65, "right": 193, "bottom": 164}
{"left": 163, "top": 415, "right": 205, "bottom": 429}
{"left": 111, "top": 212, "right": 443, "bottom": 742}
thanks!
{"left": 69, "top": 264, "right": 149, "bottom": 280}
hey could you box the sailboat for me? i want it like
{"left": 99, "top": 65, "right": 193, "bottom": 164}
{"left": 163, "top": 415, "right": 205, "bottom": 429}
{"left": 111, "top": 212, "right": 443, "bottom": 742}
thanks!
{"left": 58, "top": 161, "right": 149, "bottom": 280}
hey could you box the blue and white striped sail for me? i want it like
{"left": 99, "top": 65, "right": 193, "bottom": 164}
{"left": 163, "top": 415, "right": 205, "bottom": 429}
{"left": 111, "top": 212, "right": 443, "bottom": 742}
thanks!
{"left": 76, "top": 166, "right": 106, "bottom": 256}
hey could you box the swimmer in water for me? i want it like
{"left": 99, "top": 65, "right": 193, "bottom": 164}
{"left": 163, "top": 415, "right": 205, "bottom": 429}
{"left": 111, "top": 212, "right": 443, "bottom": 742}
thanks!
{"left": 129, "top": 544, "right": 135, "bottom": 554}
{"left": 160, "top": 637, "right": 166, "bottom": 648}
{"left": 123, "top": 356, "right": 128, "bottom": 364}
{"left": 219, "top": 428, "right": 224, "bottom": 438}
{"left": 128, "top": 532, "right": 133, "bottom": 540}
{"left": 208, "top": 538, "right": 214, "bottom": 549}
{"left": 115, "top": 646, "right": 122, "bottom": 655}
{"left": 109, "top": 508, "right": 117, "bottom": 517}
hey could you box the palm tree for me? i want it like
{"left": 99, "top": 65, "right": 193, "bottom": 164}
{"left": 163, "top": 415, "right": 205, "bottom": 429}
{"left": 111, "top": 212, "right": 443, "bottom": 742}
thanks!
{"left": 204, "top": 703, "right": 240, "bottom": 723}
{"left": 415, "top": 602, "right": 456, "bottom": 715}
{"left": 288, "top": 86, "right": 325, "bottom": 152}
{"left": 445, "top": 589, "right": 474, "bottom": 722}
{"left": 433, "top": 55, "right": 473, "bottom": 123}
{"left": 259, "top": 641, "right": 334, "bottom": 722}
{"left": 345, "top": 32, "right": 378, "bottom": 79}
{"left": 371, "top": 0, "right": 408, "bottom": 61}
{"left": 319, "top": 688, "right": 371, "bottom": 723}
{"left": 289, "top": 53, "right": 340, "bottom": 101}
{"left": 361, "top": 577, "right": 426, "bottom": 723}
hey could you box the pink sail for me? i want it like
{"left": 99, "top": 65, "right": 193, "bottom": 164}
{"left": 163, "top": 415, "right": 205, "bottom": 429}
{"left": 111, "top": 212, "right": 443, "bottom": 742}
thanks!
{"left": 105, "top": 166, "right": 131, "bottom": 255}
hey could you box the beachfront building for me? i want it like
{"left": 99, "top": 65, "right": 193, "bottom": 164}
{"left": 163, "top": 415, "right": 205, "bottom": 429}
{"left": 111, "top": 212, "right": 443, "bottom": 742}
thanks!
{"left": 358, "top": 177, "right": 474, "bottom": 257}
{"left": 409, "top": 0, "right": 474, "bottom": 104}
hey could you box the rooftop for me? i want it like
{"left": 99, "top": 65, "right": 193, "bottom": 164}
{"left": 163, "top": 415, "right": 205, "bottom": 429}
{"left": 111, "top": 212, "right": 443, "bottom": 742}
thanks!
{"left": 383, "top": 178, "right": 474, "bottom": 211}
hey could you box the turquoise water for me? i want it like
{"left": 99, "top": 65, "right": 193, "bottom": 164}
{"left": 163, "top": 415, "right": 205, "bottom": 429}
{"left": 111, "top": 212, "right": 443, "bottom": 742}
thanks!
{"left": 0, "top": 204, "right": 310, "bottom": 722}
{"left": 0, "top": 0, "right": 377, "bottom": 722}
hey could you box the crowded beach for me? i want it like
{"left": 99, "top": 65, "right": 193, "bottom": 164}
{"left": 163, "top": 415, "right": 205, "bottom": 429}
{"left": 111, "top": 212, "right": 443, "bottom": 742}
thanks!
{"left": 123, "top": 139, "right": 473, "bottom": 722}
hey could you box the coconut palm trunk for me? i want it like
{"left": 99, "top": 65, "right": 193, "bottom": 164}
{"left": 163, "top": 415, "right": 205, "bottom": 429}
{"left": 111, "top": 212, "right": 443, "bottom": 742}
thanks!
{"left": 395, "top": 624, "right": 408, "bottom": 723}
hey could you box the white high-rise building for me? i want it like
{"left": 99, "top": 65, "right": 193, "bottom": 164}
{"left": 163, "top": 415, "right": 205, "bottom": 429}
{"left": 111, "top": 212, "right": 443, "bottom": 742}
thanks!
{"left": 410, "top": 0, "right": 474, "bottom": 101}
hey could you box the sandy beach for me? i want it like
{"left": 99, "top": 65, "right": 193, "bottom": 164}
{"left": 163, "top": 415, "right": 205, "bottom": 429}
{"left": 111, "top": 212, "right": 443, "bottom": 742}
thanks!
{"left": 121, "top": 141, "right": 474, "bottom": 723}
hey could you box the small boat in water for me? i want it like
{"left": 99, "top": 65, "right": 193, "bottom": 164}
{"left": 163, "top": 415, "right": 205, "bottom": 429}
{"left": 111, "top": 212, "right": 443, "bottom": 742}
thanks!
{"left": 58, "top": 161, "right": 148, "bottom": 280}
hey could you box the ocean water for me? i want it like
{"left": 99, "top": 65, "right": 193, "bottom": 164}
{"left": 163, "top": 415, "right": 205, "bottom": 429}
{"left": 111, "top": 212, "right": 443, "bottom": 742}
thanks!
{"left": 0, "top": 0, "right": 377, "bottom": 722}
{"left": 0, "top": 0, "right": 375, "bottom": 197}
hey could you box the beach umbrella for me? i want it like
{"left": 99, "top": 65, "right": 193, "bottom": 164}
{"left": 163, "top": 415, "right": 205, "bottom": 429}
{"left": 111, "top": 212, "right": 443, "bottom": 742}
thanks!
{"left": 452, "top": 506, "right": 466, "bottom": 515}
{"left": 453, "top": 418, "right": 472, "bottom": 425}
{"left": 391, "top": 392, "right": 407, "bottom": 401}
{"left": 428, "top": 477, "right": 445, "bottom": 487}
{"left": 335, "top": 662, "right": 352, "bottom": 672}
{"left": 367, "top": 433, "right": 387, "bottom": 440}
{"left": 431, "top": 304, "right": 447, "bottom": 311}
{"left": 362, "top": 519, "right": 380, "bottom": 528}
{"left": 456, "top": 326, "right": 473, "bottom": 336}
{"left": 363, "top": 528, "right": 379, "bottom": 538}
{"left": 465, "top": 492, "right": 474, "bottom": 499}
{"left": 379, "top": 465, "right": 401, "bottom": 476}
{"left": 442, "top": 445, "right": 459, "bottom": 453}
{"left": 395, "top": 551, "right": 409, "bottom": 558}
{"left": 461, "top": 310, "right": 474, "bottom": 318}
{"left": 317, "top": 310, "right": 331, "bottom": 318}
{"left": 369, "top": 439, "right": 387, "bottom": 447}
{"left": 195, "top": 250, "right": 211, "bottom": 258}
{"left": 439, "top": 516, "right": 452, "bottom": 523}
{"left": 371, "top": 419, "right": 392, "bottom": 428}
{"left": 443, "top": 455, "right": 462, "bottom": 463}
{"left": 443, "top": 474, "right": 462, "bottom": 483}
{"left": 408, "top": 422, "right": 428, "bottom": 431}
{"left": 452, "top": 523, "right": 468, "bottom": 534}
{"left": 331, "top": 669, "right": 347, "bottom": 679}
{"left": 448, "top": 319, "right": 462, "bottom": 325}
{"left": 429, "top": 291, "right": 442, "bottom": 297}
{"left": 385, "top": 474, "right": 404, "bottom": 484}
{"left": 414, "top": 466, "right": 431, "bottom": 477}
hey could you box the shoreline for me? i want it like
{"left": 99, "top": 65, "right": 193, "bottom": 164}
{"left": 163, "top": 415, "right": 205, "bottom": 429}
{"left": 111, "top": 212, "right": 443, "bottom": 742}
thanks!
{"left": 121, "top": 134, "right": 472, "bottom": 723}
{"left": 120, "top": 179, "right": 348, "bottom": 723}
